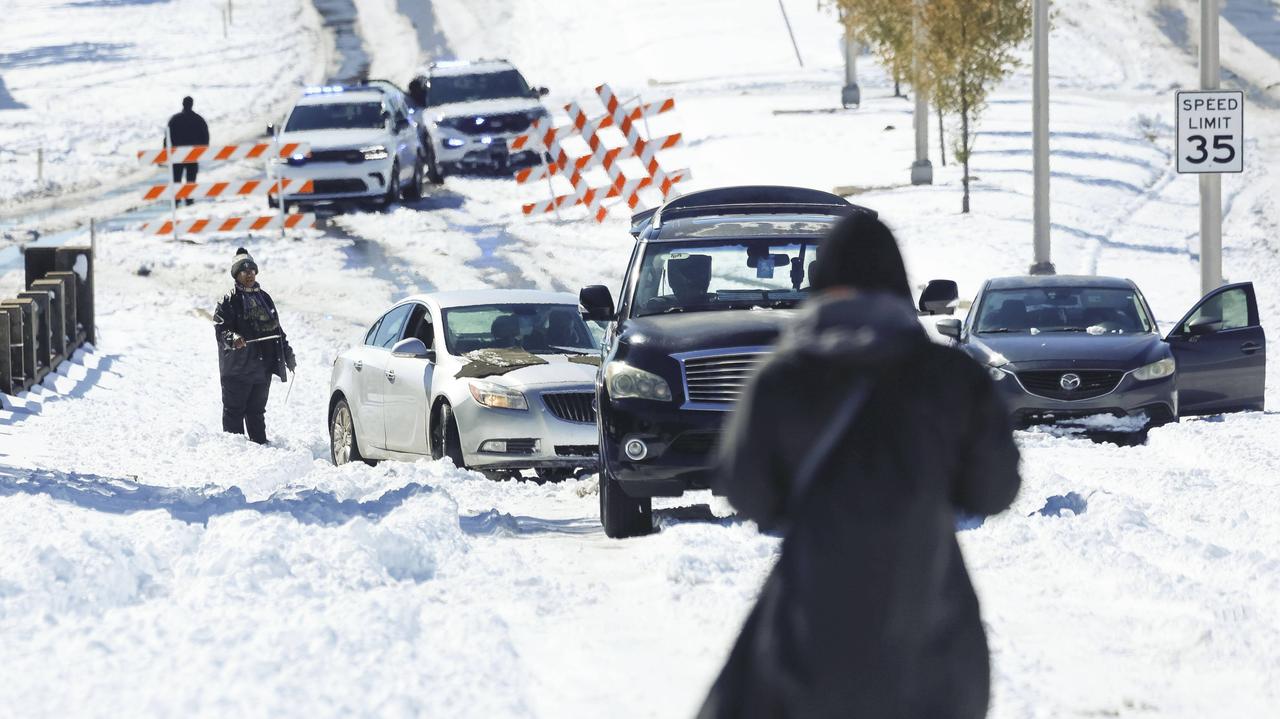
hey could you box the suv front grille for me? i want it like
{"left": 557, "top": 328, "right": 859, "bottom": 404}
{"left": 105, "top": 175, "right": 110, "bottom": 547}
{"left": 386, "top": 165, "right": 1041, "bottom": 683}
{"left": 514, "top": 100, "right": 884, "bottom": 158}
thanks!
{"left": 453, "top": 112, "right": 534, "bottom": 136}
{"left": 311, "top": 178, "right": 368, "bottom": 194}
{"left": 681, "top": 352, "right": 768, "bottom": 405}
{"left": 543, "top": 392, "right": 595, "bottom": 423}
{"left": 1016, "top": 369, "right": 1124, "bottom": 400}
{"left": 308, "top": 149, "right": 365, "bottom": 163}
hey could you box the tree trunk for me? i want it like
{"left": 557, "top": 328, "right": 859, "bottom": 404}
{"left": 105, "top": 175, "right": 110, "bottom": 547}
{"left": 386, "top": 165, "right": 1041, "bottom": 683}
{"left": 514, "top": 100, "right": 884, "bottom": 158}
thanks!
{"left": 960, "top": 72, "right": 971, "bottom": 214}
{"left": 937, "top": 105, "right": 946, "bottom": 166}
{"left": 894, "top": 77, "right": 901, "bottom": 97}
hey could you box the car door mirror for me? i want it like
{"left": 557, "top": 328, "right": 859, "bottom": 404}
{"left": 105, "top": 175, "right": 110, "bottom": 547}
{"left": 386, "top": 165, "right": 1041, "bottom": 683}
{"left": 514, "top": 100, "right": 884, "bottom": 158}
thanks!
{"left": 396, "top": 116, "right": 411, "bottom": 132}
{"left": 579, "top": 285, "right": 615, "bottom": 322}
{"left": 392, "top": 337, "right": 433, "bottom": 360}
{"left": 533, "top": 86, "right": 549, "bottom": 97}
{"left": 936, "top": 318, "right": 962, "bottom": 339}
{"left": 919, "top": 279, "right": 960, "bottom": 315}
{"left": 1188, "top": 316, "right": 1221, "bottom": 336}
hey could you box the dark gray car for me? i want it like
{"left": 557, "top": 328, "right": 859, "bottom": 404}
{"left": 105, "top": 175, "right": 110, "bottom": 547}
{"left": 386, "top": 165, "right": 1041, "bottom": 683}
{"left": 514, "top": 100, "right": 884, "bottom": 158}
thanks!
{"left": 935, "top": 275, "right": 1266, "bottom": 428}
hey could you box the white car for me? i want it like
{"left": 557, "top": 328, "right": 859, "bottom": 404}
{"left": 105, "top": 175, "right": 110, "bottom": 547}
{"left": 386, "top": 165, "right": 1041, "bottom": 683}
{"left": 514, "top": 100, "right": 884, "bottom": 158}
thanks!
{"left": 272, "top": 84, "right": 427, "bottom": 208}
{"left": 407, "top": 59, "right": 549, "bottom": 181}
{"left": 328, "top": 290, "right": 601, "bottom": 479}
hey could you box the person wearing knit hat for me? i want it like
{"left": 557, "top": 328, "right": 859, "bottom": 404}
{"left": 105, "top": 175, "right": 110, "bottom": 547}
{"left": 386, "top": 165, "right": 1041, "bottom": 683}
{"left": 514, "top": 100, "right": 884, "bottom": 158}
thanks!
{"left": 212, "top": 247, "right": 296, "bottom": 444}
{"left": 698, "top": 214, "right": 1020, "bottom": 719}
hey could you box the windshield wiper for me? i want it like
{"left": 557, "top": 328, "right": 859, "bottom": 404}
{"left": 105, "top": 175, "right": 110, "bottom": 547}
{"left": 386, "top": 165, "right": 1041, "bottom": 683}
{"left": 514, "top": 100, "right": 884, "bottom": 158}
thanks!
{"left": 549, "top": 345, "right": 594, "bottom": 355}
{"left": 979, "top": 328, "right": 1021, "bottom": 334}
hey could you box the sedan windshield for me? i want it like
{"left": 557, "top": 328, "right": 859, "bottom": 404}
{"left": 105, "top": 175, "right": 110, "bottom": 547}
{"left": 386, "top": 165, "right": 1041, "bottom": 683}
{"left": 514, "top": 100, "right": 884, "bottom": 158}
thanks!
{"left": 285, "top": 102, "right": 385, "bottom": 131}
{"left": 443, "top": 303, "right": 600, "bottom": 355}
{"left": 632, "top": 239, "right": 816, "bottom": 317}
{"left": 975, "top": 287, "right": 1154, "bottom": 334}
{"left": 428, "top": 71, "right": 530, "bottom": 105}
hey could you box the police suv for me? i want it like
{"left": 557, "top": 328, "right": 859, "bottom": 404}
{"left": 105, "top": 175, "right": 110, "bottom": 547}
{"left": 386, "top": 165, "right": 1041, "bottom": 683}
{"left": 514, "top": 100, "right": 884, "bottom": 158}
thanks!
{"left": 407, "top": 59, "right": 550, "bottom": 181}
{"left": 272, "top": 83, "right": 427, "bottom": 209}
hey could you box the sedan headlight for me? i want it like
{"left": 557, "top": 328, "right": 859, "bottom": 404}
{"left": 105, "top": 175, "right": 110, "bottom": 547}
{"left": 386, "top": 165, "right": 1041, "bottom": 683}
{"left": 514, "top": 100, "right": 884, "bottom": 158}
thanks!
{"left": 361, "top": 145, "right": 389, "bottom": 160}
{"left": 468, "top": 380, "right": 528, "bottom": 410}
{"left": 1132, "top": 357, "right": 1175, "bottom": 382}
{"left": 605, "top": 362, "right": 673, "bottom": 401}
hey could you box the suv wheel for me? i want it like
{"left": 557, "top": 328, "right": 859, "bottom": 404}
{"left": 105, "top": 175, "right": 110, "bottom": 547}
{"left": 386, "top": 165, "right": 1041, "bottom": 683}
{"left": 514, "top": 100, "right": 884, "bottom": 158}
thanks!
{"left": 403, "top": 156, "right": 426, "bottom": 200}
{"left": 599, "top": 468, "right": 652, "bottom": 538}
{"left": 382, "top": 160, "right": 400, "bottom": 207}
{"left": 425, "top": 143, "right": 444, "bottom": 184}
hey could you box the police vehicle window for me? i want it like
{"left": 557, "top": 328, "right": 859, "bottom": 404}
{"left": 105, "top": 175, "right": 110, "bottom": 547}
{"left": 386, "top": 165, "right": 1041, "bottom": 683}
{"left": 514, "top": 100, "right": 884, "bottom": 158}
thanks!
{"left": 442, "top": 304, "right": 600, "bottom": 355}
{"left": 632, "top": 240, "right": 813, "bottom": 317}
{"left": 976, "top": 287, "right": 1153, "bottom": 334}
{"left": 374, "top": 304, "right": 414, "bottom": 349}
{"left": 1184, "top": 288, "right": 1249, "bottom": 332}
{"left": 285, "top": 102, "right": 385, "bottom": 131}
{"left": 428, "top": 70, "right": 531, "bottom": 105}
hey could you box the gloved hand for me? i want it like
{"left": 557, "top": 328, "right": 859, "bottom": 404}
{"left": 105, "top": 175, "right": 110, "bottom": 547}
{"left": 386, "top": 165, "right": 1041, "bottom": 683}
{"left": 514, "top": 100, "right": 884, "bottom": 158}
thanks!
{"left": 224, "top": 332, "right": 246, "bottom": 350}
{"left": 286, "top": 354, "right": 297, "bottom": 373}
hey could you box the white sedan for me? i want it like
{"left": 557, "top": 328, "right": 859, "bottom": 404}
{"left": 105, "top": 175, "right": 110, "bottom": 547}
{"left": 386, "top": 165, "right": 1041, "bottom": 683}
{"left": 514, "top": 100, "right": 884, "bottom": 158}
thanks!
{"left": 328, "top": 290, "right": 601, "bottom": 479}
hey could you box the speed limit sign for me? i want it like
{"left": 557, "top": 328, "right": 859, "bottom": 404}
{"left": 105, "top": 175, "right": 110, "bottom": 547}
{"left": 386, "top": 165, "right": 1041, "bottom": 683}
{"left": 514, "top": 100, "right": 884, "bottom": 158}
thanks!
{"left": 1176, "top": 90, "right": 1244, "bottom": 174}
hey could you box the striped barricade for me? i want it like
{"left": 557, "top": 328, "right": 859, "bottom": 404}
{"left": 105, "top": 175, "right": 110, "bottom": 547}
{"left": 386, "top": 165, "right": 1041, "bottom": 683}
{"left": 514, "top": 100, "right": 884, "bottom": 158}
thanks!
{"left": 140, "top": 213, "right": 318, "bottom": 236}
{"left": 140, "top": 178, "right": 313, "bottom": 202}
{"left": 512, "top": 83, "right": 690, "bottom": 222}
{"left": 137, "top": 143, "right": 310, "bottom": 166}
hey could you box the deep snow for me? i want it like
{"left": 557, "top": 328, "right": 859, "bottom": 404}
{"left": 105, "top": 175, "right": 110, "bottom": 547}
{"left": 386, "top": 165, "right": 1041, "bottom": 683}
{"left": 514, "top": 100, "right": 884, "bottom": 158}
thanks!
{"left": 2, "top": 0, "right": 1280, "bottom": 717}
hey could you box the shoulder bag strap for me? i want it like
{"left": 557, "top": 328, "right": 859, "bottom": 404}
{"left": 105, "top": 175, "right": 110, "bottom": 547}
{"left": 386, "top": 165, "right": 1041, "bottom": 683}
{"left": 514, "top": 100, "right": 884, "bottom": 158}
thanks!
{"left": 787, "top": 379, "right": 873, "bottom": 511}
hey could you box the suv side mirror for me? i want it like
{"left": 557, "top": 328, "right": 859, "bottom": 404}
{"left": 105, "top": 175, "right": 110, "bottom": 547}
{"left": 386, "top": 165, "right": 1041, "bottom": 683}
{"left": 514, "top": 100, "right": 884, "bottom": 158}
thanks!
{"left": 919, "top": 279, "right": 960, "bottom": 315}
{"left": 936, "top": 318, "right": 962, "bottom": 340}
{"left": 580, "top": 285, "right": 615, "bottom": 322}
{"left": 392, "top": 337, "right": 434, "bottom": 360}
{"left": 533, "top": 86, "right": 549, "bottom": 97}
{"left": 1188, "top": 316, "right": 1221, "bottom": 336}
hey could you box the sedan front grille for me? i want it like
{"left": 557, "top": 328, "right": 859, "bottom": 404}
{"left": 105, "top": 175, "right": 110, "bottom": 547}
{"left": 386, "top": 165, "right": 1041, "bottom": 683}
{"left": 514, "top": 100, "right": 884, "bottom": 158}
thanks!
{"left": 543, "top": 392, "right": 595, "bottom": 423}
{"left": 681, "top": 352, "right": 768, "bottom": 405}
{"left": 1016, "top": 369, "right": 1124, "bottom": 400}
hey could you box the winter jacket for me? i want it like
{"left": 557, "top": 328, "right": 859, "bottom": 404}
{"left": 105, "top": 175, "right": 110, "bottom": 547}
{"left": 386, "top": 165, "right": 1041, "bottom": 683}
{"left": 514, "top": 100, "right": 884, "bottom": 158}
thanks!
{"left": 699, "top": 292, "right": 1021, "bottom": 719}
{"left": 213, "top": 284, "right": 295, "bottom": 383}
{"left": 167, "top": 109, "right": 210, "bottom": 148}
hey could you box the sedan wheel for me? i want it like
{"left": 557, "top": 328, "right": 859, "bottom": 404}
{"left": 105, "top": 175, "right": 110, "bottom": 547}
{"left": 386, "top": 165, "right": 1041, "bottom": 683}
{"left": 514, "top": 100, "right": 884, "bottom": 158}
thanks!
{"left": 432, "top": 403, "right": 466, "bottom": 468}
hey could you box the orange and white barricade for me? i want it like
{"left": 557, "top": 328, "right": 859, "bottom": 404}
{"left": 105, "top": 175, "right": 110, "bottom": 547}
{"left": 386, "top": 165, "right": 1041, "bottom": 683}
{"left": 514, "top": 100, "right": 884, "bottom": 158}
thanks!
{"left": 513, "top": 83, "right": 690, "bottom": 222}
{"left": 140, "top": 213, "right": 318, "bottom": 236}
{"left": 136, "top": 142, "right": 310, "bottom": 166}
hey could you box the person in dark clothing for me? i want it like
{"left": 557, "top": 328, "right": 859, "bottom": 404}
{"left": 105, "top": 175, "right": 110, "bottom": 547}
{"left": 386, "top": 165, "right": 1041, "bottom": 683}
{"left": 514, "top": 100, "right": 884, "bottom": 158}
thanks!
{"left": 213, "top": 247, "right": 296, "bottom": 444}
{"left": 698, "top": 214, "right": 1022, "bottom": 719}
{"left": 167, "top": 96, "right": 210, "bottom": 205}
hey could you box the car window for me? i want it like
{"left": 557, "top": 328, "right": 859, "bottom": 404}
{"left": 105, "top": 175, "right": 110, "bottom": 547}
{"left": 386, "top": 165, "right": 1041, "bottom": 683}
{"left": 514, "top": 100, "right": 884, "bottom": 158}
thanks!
{"left": 405, "top": 304, "right": 433, "bottom": 348}
{"left": 442, "top": 303, "right": 600, "bottom": 355}
{"left": 285, "top": 102, "right": 384, "bottom": 131}
{"left": 427, "top": 70, "right": 531, "bottom": 105}
{"left": 1183, "top": 287, "right": 1249, "bottom": 332}
{"left": 974, "top": 287, "right": 1153, "bottom": 334}
{"left": 364, "top": 317, "right": 383, "bottom": 346}
{"left": 373, "top": 304, "right": 414, "bottom": 349}
{"left": 631, "top": 239, "right": 816, "bottom": 317}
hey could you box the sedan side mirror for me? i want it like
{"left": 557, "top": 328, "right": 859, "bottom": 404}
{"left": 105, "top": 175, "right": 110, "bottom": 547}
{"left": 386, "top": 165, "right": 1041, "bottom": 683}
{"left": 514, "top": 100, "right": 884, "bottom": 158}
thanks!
{"left": 392, "top": 337, "right": 434, "bottom": 360}
{"left": 1188, "top": 316, "right": 1221, "bottom": 336}
{"left": 936, "top": 318, "right": 962, "bottom": 340}
{"left": 919, "top": 279, "right": 960, "bottom": 316}
{"left": 580, "top": 285, "right": 615, "bottom": 322}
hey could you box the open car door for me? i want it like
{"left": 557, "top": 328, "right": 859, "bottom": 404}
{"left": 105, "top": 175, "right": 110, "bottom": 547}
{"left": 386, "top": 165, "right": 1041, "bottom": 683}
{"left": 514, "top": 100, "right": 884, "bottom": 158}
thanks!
{"left": 1166, "top": 282, "right": 1266, "bottom": 416}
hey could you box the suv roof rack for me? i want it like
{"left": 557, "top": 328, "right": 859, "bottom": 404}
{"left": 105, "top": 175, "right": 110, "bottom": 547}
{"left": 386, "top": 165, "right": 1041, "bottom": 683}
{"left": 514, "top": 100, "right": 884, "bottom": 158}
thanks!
{"left": 631, "top": 186, "right": 872, "bottom": 237}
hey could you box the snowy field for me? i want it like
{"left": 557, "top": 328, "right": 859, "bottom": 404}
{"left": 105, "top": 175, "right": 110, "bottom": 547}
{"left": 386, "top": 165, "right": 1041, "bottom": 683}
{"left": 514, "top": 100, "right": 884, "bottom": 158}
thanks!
{"left": 3, "top": 0, "right": 1280, "bottom": 716}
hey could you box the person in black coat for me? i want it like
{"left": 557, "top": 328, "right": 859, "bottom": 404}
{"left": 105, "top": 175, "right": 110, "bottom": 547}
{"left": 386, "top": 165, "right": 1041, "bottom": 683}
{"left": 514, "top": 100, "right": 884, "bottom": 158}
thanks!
{"left": 167, "top": 96, "right": 210, "bottom": 204}
{"left": 213, "top": 247, "right": 296, "bottom": 444}
{"left": 698, "top": 214, "right": 1021, "bottom": 719}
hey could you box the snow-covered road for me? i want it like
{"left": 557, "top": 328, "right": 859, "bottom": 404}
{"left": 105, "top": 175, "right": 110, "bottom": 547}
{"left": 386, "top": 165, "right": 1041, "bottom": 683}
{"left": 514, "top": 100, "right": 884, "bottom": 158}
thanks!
{"left": 3, "top": 0, "right": 1280, "bottom": 716}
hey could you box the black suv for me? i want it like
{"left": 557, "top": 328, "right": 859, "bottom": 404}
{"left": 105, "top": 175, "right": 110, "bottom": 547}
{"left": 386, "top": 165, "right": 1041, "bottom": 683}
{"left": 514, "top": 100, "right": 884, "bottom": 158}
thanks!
{"left": 579, "top": 186, "right": 960, "bottom": 538}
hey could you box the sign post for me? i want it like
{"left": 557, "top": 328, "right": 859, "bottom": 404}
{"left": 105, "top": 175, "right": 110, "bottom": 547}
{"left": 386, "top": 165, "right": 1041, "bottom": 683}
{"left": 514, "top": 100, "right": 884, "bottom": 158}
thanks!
{"left": 1177, "top": 87, "right": 1243, "bottom": 297}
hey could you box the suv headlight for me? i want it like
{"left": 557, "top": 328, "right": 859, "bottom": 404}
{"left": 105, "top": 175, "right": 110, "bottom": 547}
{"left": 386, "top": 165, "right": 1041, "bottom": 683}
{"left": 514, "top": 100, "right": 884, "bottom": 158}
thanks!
{"left": 468, "top": 380, "right": 528, "bottom": 410}
{"left": 605, "top": 362, "right": 673, "bottom": 401}
{"left": 1132, "top": 357, "right": 1175, "bottom": 382}
{"left": 361, "top": 145, "right": 389, "bottom": 160}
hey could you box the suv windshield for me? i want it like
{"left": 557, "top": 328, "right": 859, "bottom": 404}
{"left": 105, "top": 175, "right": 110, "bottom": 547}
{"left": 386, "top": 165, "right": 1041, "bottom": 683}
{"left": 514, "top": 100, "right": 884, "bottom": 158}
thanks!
{"left": 975, "top": 287, "right": 1154, "bottom": 334}
{"left": 632, "top": 239, "right": 815, "bottom": 317}
{"left": 443, "top": 303, "right": 600, "bottom": 355}
{"left": 285, "top": 102, "right": 384, "bottom": 131}
{"left": 428, "top": 71, "right": 530, "bottom": 105}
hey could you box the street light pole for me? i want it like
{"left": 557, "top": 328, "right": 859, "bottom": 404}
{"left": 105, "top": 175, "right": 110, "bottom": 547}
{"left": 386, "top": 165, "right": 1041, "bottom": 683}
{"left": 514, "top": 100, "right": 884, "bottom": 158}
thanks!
{"left": 842, "top": 25, "right": 861, "bottom": 109}
{"left": 1199, "top": 0, "right": 1223, "bottom": 294}
{"left": 910, "top": 0, "right": 932, "bottom": 185}
{"left": 1029, "top": 0, "right": 1055, "bottom": 275}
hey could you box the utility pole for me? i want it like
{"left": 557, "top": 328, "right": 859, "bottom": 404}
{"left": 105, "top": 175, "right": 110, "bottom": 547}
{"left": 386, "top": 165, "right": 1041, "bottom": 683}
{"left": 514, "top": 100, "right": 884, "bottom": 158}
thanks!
{"left": 1029, "top": 0, "right": 1055, "bottom": 275}
{"left": 910, "top": 0, "right": 932, "bottom": 185}
{"left": 1199, "top": 0, "right": 1223, "bottom": 294}
{"left": 842, "top": 25, "right": 860, "bottom": 109}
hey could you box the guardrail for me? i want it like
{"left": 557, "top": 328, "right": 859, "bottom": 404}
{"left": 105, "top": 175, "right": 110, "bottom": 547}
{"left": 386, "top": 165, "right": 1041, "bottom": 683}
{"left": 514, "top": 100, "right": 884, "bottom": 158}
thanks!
{"left": 1, "top": 244, "right": 94, "bottom": 396}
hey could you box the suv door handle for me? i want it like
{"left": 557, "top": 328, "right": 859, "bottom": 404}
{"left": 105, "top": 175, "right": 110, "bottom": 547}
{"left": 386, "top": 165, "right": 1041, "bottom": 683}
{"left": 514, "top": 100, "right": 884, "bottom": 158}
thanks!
{"left": 1241, "top": 341, "right": 1262, "bottom": 354}
{"left": 386, "top": 369, "right": 396, "bottom": 383}
{"left": 354, "top": 359, "right": 363, "bottom": 371}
